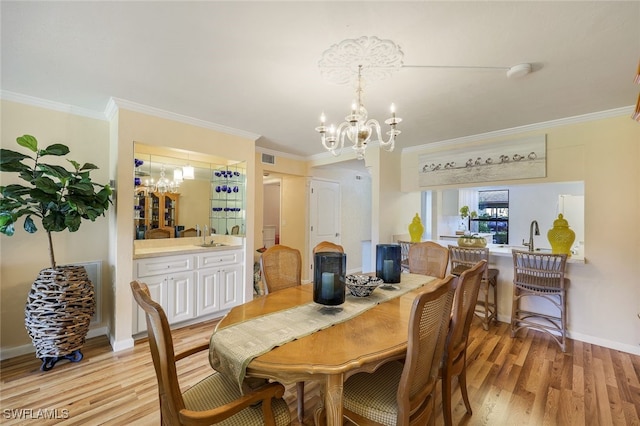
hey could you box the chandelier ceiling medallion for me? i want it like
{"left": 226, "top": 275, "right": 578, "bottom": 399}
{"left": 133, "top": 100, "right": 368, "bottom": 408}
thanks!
{"left": 315, "top": 36, "right": 404, "bottom": 160}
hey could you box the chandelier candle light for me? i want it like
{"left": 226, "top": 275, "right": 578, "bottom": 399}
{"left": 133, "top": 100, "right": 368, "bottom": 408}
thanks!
{"left": 315, "top": 36, "right": 403, "bottom": 160}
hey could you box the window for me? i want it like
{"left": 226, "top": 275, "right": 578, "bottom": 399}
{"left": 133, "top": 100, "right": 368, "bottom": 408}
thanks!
{"left": 472, "top": 190, "right": 509, "bottom": 244}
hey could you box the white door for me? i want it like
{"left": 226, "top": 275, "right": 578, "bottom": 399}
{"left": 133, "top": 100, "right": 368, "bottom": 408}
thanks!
{"left": 167, "top": 271, "right": 195, "bottom": 324}
{"left": 196, "top": 268, "right": 220, "bottom": 316}
{"left": 309, "top": 179, "right": 341, "bottom": 274}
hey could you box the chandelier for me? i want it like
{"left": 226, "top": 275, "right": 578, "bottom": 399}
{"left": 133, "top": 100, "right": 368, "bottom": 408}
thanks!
{"left": 145, "top": 164, "right": 180, "bottom": 194}
{"left": 315, "top": 36, "right": 403, "bottom": 160}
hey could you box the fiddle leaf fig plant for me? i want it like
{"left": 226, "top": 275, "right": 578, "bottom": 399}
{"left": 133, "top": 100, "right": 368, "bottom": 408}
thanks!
{"left": 0, "top": 134, "right": 112, "bottom": 269}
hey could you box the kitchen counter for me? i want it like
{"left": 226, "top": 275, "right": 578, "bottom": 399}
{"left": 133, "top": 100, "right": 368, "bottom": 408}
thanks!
{"left": 434, "top": 240, "right": 585, "bottom": 264}
{"left": 133, "top": 235, "right": 243, "bottom": 259}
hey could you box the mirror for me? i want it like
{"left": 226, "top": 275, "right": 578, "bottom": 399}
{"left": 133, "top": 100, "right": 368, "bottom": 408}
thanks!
{"left": 133, "top": 143, "right": 246, "bottom": 240}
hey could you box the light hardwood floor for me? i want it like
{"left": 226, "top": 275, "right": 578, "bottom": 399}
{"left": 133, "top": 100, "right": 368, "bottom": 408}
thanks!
{"left": 1, "top": 318, "right": 639, "bottom": 425}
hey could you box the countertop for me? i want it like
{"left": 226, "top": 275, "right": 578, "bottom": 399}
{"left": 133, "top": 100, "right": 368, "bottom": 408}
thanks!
{"left": 133, "top": 235, "right": 244, "bottom": 259}
{"left": 434, "top": 239, "right": 585, "bottom": 264}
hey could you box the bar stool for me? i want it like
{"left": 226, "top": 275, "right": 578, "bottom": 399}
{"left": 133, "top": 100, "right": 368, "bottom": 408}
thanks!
{"left": 448, "top": 246, "right": 499, "bottom": 330}
{"left": 398, "top": 240, "right": 414, "bottom": 272}
{"left": 511, "top": 250, "right": 568, "bottom": 352}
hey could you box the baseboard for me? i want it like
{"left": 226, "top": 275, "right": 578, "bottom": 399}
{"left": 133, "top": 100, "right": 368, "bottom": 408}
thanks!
{"left": 0, "top": 326, "right": 109, "bottom": 361}
{"left": 496, "top": 314, "right": 640, "bottom": 356}
{"left": 110, "top": 335, "right": 135, "bottom": 352}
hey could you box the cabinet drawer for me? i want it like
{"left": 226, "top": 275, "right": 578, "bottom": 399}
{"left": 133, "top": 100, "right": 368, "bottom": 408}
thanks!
{"left": 136, "top": 255, "right": 195, "bottom": 278}
{"left": 198, "top": 250, "right": 243, "bottom": 268}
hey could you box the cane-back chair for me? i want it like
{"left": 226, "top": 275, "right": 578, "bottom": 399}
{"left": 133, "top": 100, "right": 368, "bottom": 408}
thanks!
{"left": 130, "top": 281, "right": 290, "bottom": 426}
{"left": 341, "top": 275, "right": 456, "bottom": 426}
{"left": 408, "top": 241, "right": 449, "bottom": 279}
{"left": 441, "top": 260, "right": 486, "bottom": 426}
{"left": 448, "top": 246, "right": 499, "bottom": 330}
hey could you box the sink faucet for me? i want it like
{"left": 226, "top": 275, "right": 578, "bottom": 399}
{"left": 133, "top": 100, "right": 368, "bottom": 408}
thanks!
{"left": 523, "top": 220, "right": 540, "bottom": 251}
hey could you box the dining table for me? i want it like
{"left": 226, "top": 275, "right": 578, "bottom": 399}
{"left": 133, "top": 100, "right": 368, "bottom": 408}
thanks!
{"left": 209, "top": 273, "right": 442, "bottom": 426}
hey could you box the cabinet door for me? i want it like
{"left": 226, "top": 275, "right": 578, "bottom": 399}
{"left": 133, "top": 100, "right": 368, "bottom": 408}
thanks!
{"left": 166, "top": 271, "right": 196, "bottom": 324}
{"left": 134, "top": 276, "right": 167, "bottom": 333}
{"left": 196, "top": 268, "right": 220, "bottom": 316}
{"left": 220, "top": 263, "right": 243, "bottom": 310}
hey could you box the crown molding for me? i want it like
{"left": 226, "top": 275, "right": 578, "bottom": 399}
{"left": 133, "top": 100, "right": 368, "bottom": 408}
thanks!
{"left": 402, "top": 106, "right": 635, "bottom": 154}
{"left": 0, "top": 90, "right": 107, "bottom": 121}
{"left": 255, "top": 145, "right": 307, "bottom": 162}
{"left": 107, "top": 97, "right": 261, "bottom": 141}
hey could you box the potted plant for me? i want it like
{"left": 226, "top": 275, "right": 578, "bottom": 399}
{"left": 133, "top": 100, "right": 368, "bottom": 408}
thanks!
{"left": 0, "top": 134, "right": 112, "bottom": 370}
{"left": 459, "top": 205, "right": 478, "bottom": 232}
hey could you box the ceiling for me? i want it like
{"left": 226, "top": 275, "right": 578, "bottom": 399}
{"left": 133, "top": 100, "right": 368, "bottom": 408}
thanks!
{"left": 2, "top": 2, "right": 639, "bottom": 159}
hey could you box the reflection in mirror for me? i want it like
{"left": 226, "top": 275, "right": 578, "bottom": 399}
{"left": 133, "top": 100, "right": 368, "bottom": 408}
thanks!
{"left": 133, "top": 143, "right": 246, "bottom": 240}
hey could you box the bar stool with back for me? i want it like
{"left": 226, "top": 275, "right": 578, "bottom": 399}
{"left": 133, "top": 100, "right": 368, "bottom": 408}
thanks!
{"left": 511, "top": 250, "right": 569, "bottom": 352}
{"left": 448, "top": 246, "right": 499, "bottom": 330}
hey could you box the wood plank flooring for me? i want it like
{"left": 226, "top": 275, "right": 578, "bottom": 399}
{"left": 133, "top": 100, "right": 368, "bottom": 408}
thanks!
{"left": 1, "top": 318, "right": 639, "bottom": 425}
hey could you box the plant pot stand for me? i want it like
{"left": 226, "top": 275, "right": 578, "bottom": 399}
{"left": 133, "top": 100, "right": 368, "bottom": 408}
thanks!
{"left": 25, "top": 265, "right": 95, "bottom": 371}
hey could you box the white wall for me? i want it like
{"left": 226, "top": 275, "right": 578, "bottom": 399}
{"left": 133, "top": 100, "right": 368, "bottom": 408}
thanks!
{"left": 400, "top": 114, "right": 640, "bottom": 355}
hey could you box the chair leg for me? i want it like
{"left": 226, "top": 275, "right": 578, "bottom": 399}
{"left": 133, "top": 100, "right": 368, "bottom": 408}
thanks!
{"left": 510, "top": 287, "right": 519, "bottom": 338}
{"left": 459, "top": 365, "right": 472, "bottom": 415}
{"left": 442, "top": 370, "right": 453, "bottom": 426}
{"left": 482, "top": 281, "right": 490, "bottom": 330}
{"left": 296, "top": 381, "right": 304, "bottom": 422}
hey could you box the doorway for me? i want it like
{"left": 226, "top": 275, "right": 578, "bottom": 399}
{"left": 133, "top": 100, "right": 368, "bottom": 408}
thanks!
{"left": 263, "top": 175, "right": 281, "bottom": 249}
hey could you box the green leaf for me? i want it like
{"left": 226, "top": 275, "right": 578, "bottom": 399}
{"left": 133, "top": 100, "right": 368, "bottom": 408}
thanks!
{"left": 42, "top": 210, "right": 67, "bottom": 232}
{"left": 67, "top": 182, "right": 93, "bottom": 196}
{"left": 24, "top": 216, "right": 37, "bottom": 233}
{"left": 16, "top": 135, "right": 38, "bottom": 152}
{"left": 41, "top": 144, "right": 70, "bottom": 156}
{"left": 64, "top": 212, "right": 81, "bottom": 232}
{"left": 33, "top": 176, "right": 60, "bottom": 194}
{"left": 1, "top": 184, "right": 32, "bottom": 198}
{"left": 79, "top": 163, "right": 99, "bottom": 171}
{"left": 37, "top": 164, "right": 71, "bottom": 180}
{"left": 29, "top": 188, "right": 58, "bottom": 205}
{"left": 0, "top": 149, "right": 31, "bottom": 164}
{"left": 68, "top": 159, "right": 81, "bottom": 171}
{"left": 1, "top": 221, "right": 15, "bottom": 236}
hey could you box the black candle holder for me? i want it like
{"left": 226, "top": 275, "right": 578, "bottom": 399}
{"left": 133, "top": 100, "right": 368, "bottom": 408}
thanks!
{"left": 313, "top": 252, "right": 346, "bottom": 306}
{"left": 376, "top": 244, "right": 401, "bottom": 284}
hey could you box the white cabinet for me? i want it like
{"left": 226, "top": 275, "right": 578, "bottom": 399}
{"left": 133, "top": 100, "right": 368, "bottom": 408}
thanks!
{"left": 196, "top": 251, "right": 243, "bottom": 316}
{"left": 133, "top": 249, "right": 244, "bottom": 333}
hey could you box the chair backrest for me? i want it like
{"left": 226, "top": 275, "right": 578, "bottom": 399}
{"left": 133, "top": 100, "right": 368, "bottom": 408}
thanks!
{"left": 313, "top": 241, "right": 344, "bottom": 254}
{"left": 444, "top": 260, "right": 487, "bottom": 371}
{"left": 408, "top": 241, "right": 449, "bottom": 278}
{"left": 448, "top": 245, "right": 490, "bottom": 280}
{"left": 512, "top": 250, "right": 567, "bottom": 290}
{"left": 397, "top": 275, "right": 456, "bottom": 424}
{"left": 130, "top": 280, "right": 186, "bottom": 424}
{"left": 146, "top": 227, "right": 172, "bottom": 239}
{"left": 179, "top": 228, "right": 197, "bottom": 237}
{"left": 260, "top": 245, "right": 302, "bottom": 294}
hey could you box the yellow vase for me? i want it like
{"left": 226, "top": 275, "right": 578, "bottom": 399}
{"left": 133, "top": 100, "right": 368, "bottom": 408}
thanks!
{"left": 547, "top": 214, "right": 576, "bottom": 256}
{"left": 408, "top": 213, "right": 424, "bottom": 243}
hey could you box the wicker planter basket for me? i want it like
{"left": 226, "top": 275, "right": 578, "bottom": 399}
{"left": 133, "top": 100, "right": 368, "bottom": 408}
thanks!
{"left": 25, "top": 265, "right": 95, "bottom": 371}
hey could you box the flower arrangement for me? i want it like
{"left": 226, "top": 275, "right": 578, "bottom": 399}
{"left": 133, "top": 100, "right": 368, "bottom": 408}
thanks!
{"left": 459, "top": 205, "right": 477, "bottom": 233}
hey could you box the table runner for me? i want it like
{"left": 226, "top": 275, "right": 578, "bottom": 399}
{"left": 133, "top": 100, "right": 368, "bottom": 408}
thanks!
{"left": 209, "top": 273, "right": 436, "bottom": 391}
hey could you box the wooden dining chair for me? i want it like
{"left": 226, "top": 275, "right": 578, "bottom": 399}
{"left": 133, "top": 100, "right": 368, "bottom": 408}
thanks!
{"left": 313, "top": 241, "right": 344, "bottom": 254}
{"left": 179, "top": 227, "right": 197, "bottom": 237}
{"left": 448, "top": 245, "right": 499, "bottom": 330}
{"left": 145, "top": 227, "right": 172, "bottom": 239}
{"left": 260, "top": 244, "right": 302, "bottom": 294}
{"left": 259, "top": 244, "right": 304, "bottom": 421}
{"left": 441, "top": 259, "right": 486, "bottom": 426}
{"left": 408, "top": 241, "right": 449, "bottom": 278}
{"left": 342, "top": 275, "right": 456, "bottom": 426}
{"left": 129, "top": 281, "right": 290, "bottom": 426}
